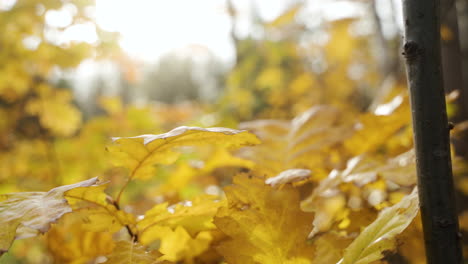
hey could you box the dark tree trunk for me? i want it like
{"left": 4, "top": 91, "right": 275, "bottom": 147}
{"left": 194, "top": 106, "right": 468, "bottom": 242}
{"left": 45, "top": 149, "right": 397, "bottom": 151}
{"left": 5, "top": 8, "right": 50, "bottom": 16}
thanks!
{"left": 401, "top": 0, "right": 463, "bottom": 263}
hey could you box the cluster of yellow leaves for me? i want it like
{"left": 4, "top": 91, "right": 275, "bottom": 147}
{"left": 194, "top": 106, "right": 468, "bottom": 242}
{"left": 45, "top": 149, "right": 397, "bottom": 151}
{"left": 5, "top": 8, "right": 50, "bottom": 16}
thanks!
{"left": 239, "top": 93, "right": 412, "bottom": 181}
{"left": 25, "top": 84, "right": 82, "bottom": 137}
{"left": 0, "top": 112, "right": 422, "bottom": 264}
{"left": 3, "top": 2, "right": 467, "bottom": 264}
{"left": 138, "top": 195, "right": 223, "bottom": 262}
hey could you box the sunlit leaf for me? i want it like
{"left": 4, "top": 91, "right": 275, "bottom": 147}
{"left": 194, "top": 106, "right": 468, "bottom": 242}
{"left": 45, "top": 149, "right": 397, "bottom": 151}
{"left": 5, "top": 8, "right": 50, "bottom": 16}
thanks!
{"left": 214, "top": 174, "right": 315, "bottom": 264}
{"left": 65, "top": 184, "right": 136, "bottom": 233}
{"left": 157, "top": 226, "right": 213, "bottom": 263}
{"left": 344, "top": 99, "right": 411, "bottom": 156}
{"left": 46, "top": 211, "right": 116, "bottom": 264}
{"left": 338, "top": 188, "right": 419, "bottom": 264}
{"left": 265, "top": 169, "right": 311, "bottom": 187}
{"left": 138, "top": 195, "right": 223, "bottom": 244}
{"left": 0, "top": 177, "right": 99, "bottom": 255}
{"left": 107, "top": 126, "right": 261, "bottom": 180}
{"left": 104, "top": 240, "right": 160, "bottom": 264}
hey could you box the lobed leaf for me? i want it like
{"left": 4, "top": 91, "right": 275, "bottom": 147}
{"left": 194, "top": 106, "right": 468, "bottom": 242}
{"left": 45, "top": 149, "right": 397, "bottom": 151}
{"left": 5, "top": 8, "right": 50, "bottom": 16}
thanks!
{"left": 0, "top": 177, "right": 99, "bottom": 255}
{"left": 240, "top": 106, "right": 352, "bottom": 180}
{"left": 107, "top": 126, "right": 261, "bottom": 180}
{"left": 65, "top": 184, "right": 136, "bottom": 233}
{"left": 214, "top": 174, "right": 315, "bottom": 264}
{"left": 338, "top": 188, "right": 419, "bottom": 264}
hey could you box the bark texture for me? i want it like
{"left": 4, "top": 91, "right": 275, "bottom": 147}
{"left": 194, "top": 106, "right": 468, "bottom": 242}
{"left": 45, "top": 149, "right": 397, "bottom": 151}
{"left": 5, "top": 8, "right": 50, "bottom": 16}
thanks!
{"left": 402, "top": 0, "right": 462, "bottom": 263}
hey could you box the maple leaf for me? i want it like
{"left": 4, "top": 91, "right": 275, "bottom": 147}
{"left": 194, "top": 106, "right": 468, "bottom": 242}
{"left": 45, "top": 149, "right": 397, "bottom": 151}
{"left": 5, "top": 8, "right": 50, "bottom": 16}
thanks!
{"left": 107, "top": 126, "right": 261, "bottom": 181}
{"left": 338, "top": 188, "right": 419, "bottom": 264}
{"left": 104, "top": 240, "right": 160, "bottom": 264}
{"left": 214, "top": 174, "right": 315, "bottom": 264}
{"left": 0, "top": 177, "right": 99, "bottom": 255}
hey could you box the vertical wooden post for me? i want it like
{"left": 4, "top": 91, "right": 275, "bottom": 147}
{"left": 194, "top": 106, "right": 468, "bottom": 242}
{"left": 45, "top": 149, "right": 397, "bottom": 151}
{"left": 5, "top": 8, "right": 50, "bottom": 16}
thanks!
{"left": 401, "top": 0, "right": 462, "bottom": 263}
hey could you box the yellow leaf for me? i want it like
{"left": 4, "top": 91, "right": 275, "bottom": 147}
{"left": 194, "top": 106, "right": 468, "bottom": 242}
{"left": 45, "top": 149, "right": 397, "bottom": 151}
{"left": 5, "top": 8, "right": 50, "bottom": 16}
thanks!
{"left": 65, "top": 184, "right": 136, "bottom": 233}
{"left": 344, "top": 99, "right": 411, "bottom": 156}
{"left": 138, "top": 195, "right": 223, "bottom": 245}
{"left": 338, "top": 188, "right": 419, "bottom": 264}
{"left": 104, "top": 240, "right": 160, "bottom": 264}
{"left": 46, "top": 212, "right": 115, "bottom": 264}
{"left": 312, "top": 233, "right": 352, "bottom": 264}
{"left": 214, "top": 174, "right": 315, "bottom": 264}
{"left": 107, "top": 126, "right": 260, "bottom": 180}
{"left": 240, "top": 106, "right": 352, "bottom": 179}
{"left": 0, "top": 178, "right": 99, "bottom": 255}
{"left": 25, "top": 86, "right": 82, "bottom": 136}
{"left": 157, "top": 226, "right": 213, "bottom": 263}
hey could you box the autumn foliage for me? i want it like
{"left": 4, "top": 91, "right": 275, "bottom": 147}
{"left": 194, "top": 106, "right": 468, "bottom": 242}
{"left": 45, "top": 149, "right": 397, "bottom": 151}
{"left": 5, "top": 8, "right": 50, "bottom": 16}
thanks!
{"left": 1, "top": 1, "right": 468, "bottom": 264}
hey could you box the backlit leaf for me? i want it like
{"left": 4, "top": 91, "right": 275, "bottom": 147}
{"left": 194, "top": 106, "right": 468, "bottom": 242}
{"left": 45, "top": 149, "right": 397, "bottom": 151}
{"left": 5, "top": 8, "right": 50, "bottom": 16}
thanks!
{"left": 138, "top": 195, "right": 223, "bottom": 244}
{"left": 338, "top": 188, "right": 419, "bottom": 264}
{"left": 265, "top": 169, "right": 311, "bottom": 187}
{"left": 107, "top": 126, "right": 261, "bottom": 180}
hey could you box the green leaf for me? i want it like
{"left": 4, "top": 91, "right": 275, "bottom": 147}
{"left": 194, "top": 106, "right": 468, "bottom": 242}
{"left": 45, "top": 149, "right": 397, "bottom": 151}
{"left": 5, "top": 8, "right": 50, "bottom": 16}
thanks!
{"left": 338, "top": 188, "right": 419, "bottom": 264}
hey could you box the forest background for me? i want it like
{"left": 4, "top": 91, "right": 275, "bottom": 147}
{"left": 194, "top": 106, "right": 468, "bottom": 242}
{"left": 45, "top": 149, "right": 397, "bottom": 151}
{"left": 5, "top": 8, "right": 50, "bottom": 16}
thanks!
{"left": 1, "top": 0, "right": 468, "bottom": 263}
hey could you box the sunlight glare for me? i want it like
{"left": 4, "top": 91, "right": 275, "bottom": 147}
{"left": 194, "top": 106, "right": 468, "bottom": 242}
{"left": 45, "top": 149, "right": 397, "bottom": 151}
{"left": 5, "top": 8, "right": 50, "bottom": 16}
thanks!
{"left": 95, "top": 0, "right": 233, "bottom": 61}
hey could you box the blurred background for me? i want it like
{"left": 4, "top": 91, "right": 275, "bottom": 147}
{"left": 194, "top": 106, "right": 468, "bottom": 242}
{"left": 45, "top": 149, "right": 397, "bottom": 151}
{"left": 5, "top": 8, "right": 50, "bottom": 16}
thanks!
{"left": 2, "top": 0, "right": 468, "bottom": 263}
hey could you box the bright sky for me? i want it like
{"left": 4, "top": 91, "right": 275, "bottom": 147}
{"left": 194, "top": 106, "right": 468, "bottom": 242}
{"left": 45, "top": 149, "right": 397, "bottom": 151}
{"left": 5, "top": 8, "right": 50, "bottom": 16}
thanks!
{"left": 93, "top": 0, "right": 291, "bottom": 62}
{"left": 40, "top": 0, "right": 402, "bottom": 63}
